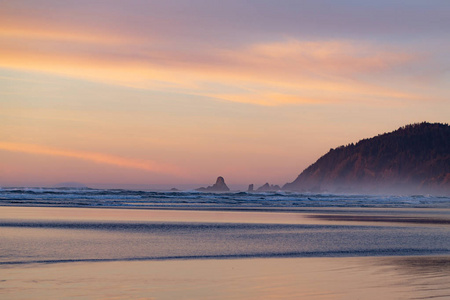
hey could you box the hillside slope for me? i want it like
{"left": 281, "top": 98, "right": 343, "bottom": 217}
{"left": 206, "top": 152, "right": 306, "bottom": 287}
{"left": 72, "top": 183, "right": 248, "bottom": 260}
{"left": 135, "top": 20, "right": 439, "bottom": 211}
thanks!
{"left": 283, "top": 122, "right": 450, "bottom": 195}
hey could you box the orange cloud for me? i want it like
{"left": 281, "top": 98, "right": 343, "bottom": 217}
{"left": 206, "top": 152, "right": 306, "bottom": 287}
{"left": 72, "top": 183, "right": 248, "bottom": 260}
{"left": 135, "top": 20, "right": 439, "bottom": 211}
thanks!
{"left": 0, "top": 142, "right": 186, "bottom": 177}
{"left": 244, "top": 39, "right": 414, "bottom": 74}
{"left": 0, "top": 20, "right": 423, "bottom": 106}
{"left": 0, "top": 27, "right": 132, "bottom": 45}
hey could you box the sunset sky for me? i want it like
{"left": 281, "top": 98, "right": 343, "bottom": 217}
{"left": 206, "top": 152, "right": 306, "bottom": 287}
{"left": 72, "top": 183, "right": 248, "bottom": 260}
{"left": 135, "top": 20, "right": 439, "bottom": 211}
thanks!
{"left": 1, "top": 1, "right": 449, "bottom": 189}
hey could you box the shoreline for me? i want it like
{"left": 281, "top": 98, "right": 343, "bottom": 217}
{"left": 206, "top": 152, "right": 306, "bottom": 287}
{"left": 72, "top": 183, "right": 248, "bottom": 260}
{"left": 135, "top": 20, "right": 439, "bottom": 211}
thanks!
{"left": 1, "top": 205, "right": 450, "bottom": 225}
{"left": 3, "top": 253, "right": 450, "bottom": 267}
{"left": 2, "top": 202, "right": 450, "bottom": 212}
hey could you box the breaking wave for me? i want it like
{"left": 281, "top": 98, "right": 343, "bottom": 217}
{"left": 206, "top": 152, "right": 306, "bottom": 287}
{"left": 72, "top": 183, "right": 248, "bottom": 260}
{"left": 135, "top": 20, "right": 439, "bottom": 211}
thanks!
{"left": 0, "top": 187, "right": 449, "bottom": 208}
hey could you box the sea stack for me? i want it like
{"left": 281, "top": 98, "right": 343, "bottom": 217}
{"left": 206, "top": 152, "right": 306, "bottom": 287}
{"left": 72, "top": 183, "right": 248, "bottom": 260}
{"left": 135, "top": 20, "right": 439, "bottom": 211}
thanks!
{"left": 248, "top": 184, "right": 254, "bottom": 192}
{"left": 196, "top": 176, "right": 230, "bottom": 192}
{"left": 256, "top": 183, "right": 281, "bottom": 192}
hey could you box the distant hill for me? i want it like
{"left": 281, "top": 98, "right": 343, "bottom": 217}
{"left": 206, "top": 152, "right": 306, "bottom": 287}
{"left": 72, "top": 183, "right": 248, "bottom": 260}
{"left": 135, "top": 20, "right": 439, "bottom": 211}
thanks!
{"left": 283, "top": 122, "right": 450, "bottom": 195}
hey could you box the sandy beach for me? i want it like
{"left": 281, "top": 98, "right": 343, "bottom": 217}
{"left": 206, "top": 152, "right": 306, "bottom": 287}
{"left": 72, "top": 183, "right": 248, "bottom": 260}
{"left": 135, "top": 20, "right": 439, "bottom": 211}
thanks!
{"left": 2, "top": 255, "right": 450, "bottom": 300}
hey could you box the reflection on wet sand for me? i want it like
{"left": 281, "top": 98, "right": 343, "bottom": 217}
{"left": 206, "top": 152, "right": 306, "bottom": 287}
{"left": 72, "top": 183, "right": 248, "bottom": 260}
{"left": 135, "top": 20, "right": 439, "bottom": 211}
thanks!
{"left": 309, "top": 214, "right": 450, "bottom": 225}
{"left": 373, "top": 256, "right": 450, "bottom": 300}
{"left": 384, "top": 256, "right": 450, "bottom": 274}
{"left": 2, "top": 256, "right": 450, "bottom": 300}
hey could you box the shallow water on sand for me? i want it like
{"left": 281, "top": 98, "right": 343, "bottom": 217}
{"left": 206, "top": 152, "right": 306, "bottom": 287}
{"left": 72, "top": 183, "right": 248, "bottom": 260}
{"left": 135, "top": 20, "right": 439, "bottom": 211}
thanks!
{"left": 2, "top": 256, "right": 450, "bottom": 299}
{"left": 1, "top": 206, "right": 449, "bottom": 299}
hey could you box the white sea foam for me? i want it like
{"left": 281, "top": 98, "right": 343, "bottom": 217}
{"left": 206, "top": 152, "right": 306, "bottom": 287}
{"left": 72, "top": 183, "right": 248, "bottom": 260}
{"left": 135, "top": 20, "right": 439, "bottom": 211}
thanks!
{"left": 0, "top": 187, "right": 449, "bottom": 209}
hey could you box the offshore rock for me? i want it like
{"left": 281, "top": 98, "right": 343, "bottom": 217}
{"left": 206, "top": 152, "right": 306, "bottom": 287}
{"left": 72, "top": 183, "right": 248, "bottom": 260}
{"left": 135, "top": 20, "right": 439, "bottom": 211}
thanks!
{"left": 256, "top": 183, "right": 281, "bottom": 192}
{"left": 248, "top": 184, "right": 254, "bottom": 192}
{"left": 196, "top": 176, "right": 230, "bottom": 192}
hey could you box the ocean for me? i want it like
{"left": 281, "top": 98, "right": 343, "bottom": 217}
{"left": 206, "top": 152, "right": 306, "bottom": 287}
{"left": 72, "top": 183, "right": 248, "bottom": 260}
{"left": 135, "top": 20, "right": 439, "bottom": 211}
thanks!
{"left": 1, "top": 187, "right": 449, "bottom": 209}
{"left": 1, "top": 188, "right": 449, "bottom": 299}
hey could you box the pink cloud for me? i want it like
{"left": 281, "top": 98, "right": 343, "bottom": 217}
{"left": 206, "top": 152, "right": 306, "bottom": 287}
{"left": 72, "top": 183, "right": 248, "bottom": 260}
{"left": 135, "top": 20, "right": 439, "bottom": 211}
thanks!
{"left": 0, "top": 142, "right": 186, "bottom": 177}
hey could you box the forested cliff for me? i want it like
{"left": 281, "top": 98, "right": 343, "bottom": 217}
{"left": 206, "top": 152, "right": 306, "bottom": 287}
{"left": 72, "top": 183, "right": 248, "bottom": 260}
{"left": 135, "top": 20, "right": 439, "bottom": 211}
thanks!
{"left": 283, "top": 122, "right": 450, "bottom": 195}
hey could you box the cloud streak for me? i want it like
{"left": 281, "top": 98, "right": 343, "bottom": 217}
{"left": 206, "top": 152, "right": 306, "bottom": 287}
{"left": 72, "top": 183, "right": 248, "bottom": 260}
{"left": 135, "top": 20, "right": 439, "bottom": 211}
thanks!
{"left": 0, "top": 142, "right": 186, "bottom": 177}
{"left": 0, "top": 24, "right": 423, "bottom": 106}
{"left": 3, "top": 0, "right": 448, "bottom": 107}
{"left": 3, "top": 1, "right": 441, "bottom": 107}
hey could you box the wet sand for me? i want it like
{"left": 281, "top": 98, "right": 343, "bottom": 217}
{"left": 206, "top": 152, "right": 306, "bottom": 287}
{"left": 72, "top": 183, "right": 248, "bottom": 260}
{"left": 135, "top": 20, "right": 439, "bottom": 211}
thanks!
{"left": 309, "top": 214, "right": 450, "bottom": 225}
{"left": 2, "top": 256, "right": 450, "bottom": 300}
{"left": 1, "top": 206, "right": 449, "bottom": 299}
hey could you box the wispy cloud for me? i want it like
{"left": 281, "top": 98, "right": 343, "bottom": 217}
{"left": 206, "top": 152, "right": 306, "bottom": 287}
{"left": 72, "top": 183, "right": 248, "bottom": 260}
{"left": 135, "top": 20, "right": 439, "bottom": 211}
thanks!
{"left": 0, "top": 34, "right": 422, "bottom": 105}
{"left": 0, "top": 142, "right": 186, "bottom": 177}
{"left": 1, "top": 4, "right": 442, "bottom": 107}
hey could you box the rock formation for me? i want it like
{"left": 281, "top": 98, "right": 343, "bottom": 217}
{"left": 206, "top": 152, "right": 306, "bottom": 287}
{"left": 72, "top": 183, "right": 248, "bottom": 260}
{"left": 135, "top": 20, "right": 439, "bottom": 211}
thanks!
{"left": 248, "top": 184, "right": 254, "bottom": 192}
{"left": 256, "top": 183, "right": 281, "bottom": 192}
{"left": 196, "top": 176, "right": 230, "bottom": 192}
{"left": 283, "top": 122, "right": 450, "bottom": 195}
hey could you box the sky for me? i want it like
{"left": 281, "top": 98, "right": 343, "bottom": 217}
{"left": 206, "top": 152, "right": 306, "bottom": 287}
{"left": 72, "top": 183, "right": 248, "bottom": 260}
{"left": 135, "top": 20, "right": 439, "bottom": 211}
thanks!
{"left": 1, "top": 0, "right": 449, "bottom": 189}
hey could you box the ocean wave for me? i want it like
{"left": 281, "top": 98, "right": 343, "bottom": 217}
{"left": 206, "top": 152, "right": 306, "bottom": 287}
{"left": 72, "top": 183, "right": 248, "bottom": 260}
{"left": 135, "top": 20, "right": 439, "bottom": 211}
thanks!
{"left": 0, "top": 187, "right": 449, "bottom": 209}
{"left": 2, "top": 248, "right": 448, "bottom": 266}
